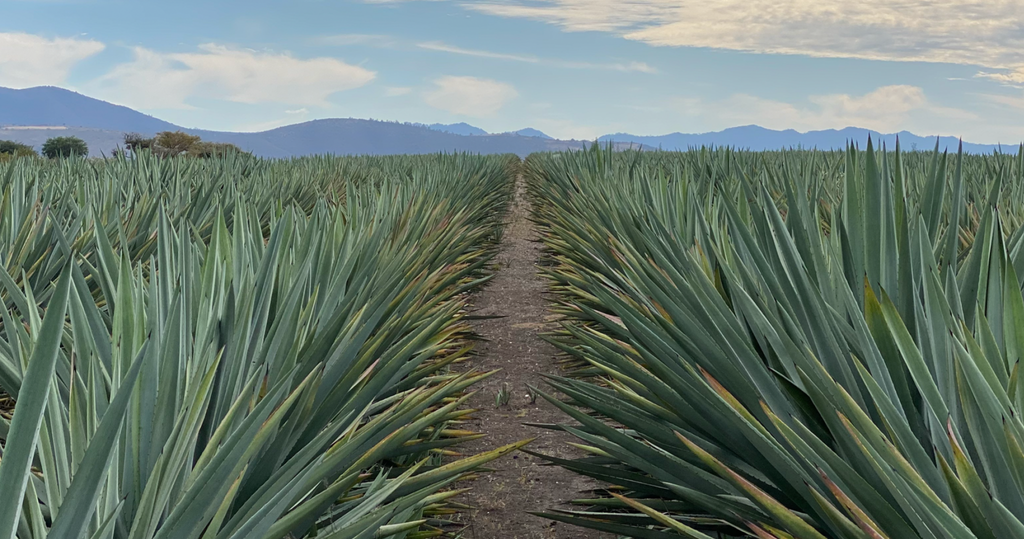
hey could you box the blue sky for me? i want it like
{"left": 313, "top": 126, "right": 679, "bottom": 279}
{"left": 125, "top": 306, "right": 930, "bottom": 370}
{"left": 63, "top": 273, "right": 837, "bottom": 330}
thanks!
{"left": 4, "top": 0, "right": 1024, "bottom": 142}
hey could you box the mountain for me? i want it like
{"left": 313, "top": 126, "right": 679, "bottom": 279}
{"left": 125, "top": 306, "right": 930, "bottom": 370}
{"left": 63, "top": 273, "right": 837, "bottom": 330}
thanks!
{"left": 0, "top": 87, "right": 581, "bottom": 157}
{"left": 512, "top": 128, "right": 552, "bottom": 139}
{"left": 422, "top": 122, "right": 489, "bottom": 136}
{"left": 0, "top": 86, "right": 178, "bottom": 133}
{"left": 0, "top": 122, "right": 583, "bottom": 159}
{"left": 189, "top": 120, "right": 582, "bottom": 158}
{"left": 0, "top": 86, "right": 1013, "bottom": 158}
{"left": 600, "top": 125, "right": 1008, "bottom": 154}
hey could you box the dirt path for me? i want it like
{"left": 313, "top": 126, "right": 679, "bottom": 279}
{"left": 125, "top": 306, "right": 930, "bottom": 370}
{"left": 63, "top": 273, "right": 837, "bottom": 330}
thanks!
{"left": 453, "top": 175, "right": 610, "bottom": 539}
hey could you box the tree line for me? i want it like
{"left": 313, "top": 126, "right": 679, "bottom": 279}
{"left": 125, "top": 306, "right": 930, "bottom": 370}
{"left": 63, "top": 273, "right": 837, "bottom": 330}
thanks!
{"left": 0, "top": 131, "right": 245, "bottom": 161}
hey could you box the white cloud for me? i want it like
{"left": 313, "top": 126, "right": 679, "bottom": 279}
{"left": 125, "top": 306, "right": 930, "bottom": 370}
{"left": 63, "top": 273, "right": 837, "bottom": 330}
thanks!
{"left": 285, "top": 108, "right": 309, "bottom": 114}
{"left": 424, "top": 76, "right": 517, "bottom": 117}
{"left": 418, "top": 40, "right": 657, "bottom": 73}
{"left": 384, "top": 86, "right": 412, "bottom": 96}
{"left": 977, "top": 70, "right": 1024, "bottom": 85}
{"left": 464, "top": 1, "right": 1024, "bottom": 73}
{"left": 674, "top": 85, "right": 978, "bottom": 135}
{"left": 0, "top": 32, "right": 105, "bottom": 88}
{"left": 90, "top": 44, "right": 375, "bottom": 110}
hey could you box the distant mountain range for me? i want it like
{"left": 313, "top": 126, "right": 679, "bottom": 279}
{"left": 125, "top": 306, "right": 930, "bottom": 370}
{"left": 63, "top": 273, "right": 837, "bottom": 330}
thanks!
{"left": 0, "top": 86, "right": 1013, "bottom": 157}
{"left": 0, "top": 87, "right": 578, "bottom": 157}
{"left": 416, "top": 122, "right": 552, "bottom": 139}
{"left": 600, "top": 127, "right": 1015, "bottom": 155}
{"left": 420, "top": 122, "right": 489, "bottom": 136}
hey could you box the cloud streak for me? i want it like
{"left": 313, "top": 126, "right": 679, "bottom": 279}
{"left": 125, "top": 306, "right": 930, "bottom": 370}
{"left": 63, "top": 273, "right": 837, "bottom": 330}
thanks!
{"left": 463, "top": 0, "right": 1024, "bottom": 77}
{"left": 418, "top": 41, "right": 656, "bottom": 73}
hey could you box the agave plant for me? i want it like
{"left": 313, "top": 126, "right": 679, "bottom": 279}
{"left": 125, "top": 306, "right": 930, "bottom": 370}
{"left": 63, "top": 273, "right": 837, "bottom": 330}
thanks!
{"left": 0, "top": 152, "right": 518, "bottom": 539}
{"left": 529, "top": 141, "right": 1024, "bottom": 538}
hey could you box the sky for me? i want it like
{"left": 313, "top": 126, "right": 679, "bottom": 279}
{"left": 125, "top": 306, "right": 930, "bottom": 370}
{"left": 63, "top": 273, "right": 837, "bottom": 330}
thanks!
{"left": 3, "top": 0, "right": 1024, "bottom": 143}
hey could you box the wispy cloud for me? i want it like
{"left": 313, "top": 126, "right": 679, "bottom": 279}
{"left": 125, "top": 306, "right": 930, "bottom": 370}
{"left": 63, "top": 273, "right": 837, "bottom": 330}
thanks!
{"left": 424, "top": 75, "right": 518, "bottom": 117}
{"left": 418, "top": 41, "right": 537, "bottom": 62}
{"left": 89, "top": 44, "right": 375, "bottom": 110}
{"left": 459, "top": 0, "right": 1024, "bottom": 75}
{"left": 976, "top": 70, "right": 1024, "bottom": 85}
{"left": 417, "top": 41, "right": 657, "bottom": 73}
{"left": 673, "top": 85, "right": 979, "bottom": 136}
{"left": 0, "top": 32, "right": 105, "bottom": 88}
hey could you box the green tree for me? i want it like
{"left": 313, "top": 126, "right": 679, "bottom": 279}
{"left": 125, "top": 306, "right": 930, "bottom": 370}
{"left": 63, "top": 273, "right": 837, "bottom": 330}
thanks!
{"left": 155, "top": 131, "right": 201, "bottom": 156}
{"left": 123, "top": 133, "right": 155, "bottom": 153}
{"left": 118, "top": 131, "right": 246, "bottom": 160}
{"left": 0, "top": 140, "right": 38, "bottom": 162}
{"left": 41, "top": 136, "right": 89, "bottom": 159}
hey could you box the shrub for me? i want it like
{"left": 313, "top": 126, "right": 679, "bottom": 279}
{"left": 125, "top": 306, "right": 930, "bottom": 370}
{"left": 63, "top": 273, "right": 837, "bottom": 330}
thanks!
{"left": 0, "top": 140, "right": 37, "bottom": 156}
{"left": 41, "top": 136, "right": 88, "bottom": 159}
{"left": 123, "top": 133, "right": 155, "bottom": 153}
{"left": 122, "top": 131, "right": 245, "bottom": 159}
{"left": 188, "top": 141, "right": 245, "bottom": 158}
{"left": 155, "top": 131, "right": 202, "bottom": 155}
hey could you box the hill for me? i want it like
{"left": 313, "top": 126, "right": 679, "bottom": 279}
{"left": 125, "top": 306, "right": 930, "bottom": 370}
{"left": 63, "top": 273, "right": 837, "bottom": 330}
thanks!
{"left": 0, "top": 86, "right": 1012, "bottom": 157}
{"left": 0, "top": 87, "right": 581, "bottom": 157}
{"left": 190, "top": 120, "right": 582, "bottom": 158}
{"left": 512, "top": 128, "right": 552, "bottom": 139}
{"left": 422, "top": 122, "right": 489, "bottom": 136}
{"left": 0, "top": 86, "right": 178, "bottom": 133}
{"left": 600, "top": 125, "right": 1006, "bottom": 154}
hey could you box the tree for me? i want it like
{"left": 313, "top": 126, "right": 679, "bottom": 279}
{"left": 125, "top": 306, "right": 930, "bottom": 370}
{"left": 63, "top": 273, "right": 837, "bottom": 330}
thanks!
{"left": 121, "top": 131, "right": 245, "bottom": 159}
{"left": 155, "top": 131, "right": 201, "bottom": 156}
{"left": 0, "top": 140, "right": 37, "bottom": 157}
{"left": 41, "top": 136, "right": 89, "bottom": 159}
{"left": 123, "top": 133, "right": 155, "bottom": 153}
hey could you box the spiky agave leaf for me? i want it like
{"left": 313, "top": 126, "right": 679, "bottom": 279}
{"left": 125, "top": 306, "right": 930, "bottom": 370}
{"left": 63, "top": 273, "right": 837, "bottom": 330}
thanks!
{"left": 0, "top": 152, "right": 517, "bottom": 539}
{"left": 529, "top": 142, "right": 1024, "bottom": 538}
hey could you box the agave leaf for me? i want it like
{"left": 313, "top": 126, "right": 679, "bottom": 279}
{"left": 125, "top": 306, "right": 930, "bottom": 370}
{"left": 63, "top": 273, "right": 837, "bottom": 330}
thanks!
{"left": 0, "top": 263, "right": 72, "bottom": 539}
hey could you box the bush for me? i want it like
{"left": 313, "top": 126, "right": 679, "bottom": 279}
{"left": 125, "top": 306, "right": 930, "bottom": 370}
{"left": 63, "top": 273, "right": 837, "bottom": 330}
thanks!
{"left": 41, "top": 136, "right": 89, "bottom": 159}
{"left": 188, "top": 141, "right": 244, "bottom": 158}
{"left": 155, "top": 131, "right": 202, "bottom": 155}
{"left": 0, "top": 140, "right": 37, "bottom": 155}
{"left": 123, "top": 133, "right": 155, "bottom": 153}
{"left": 122, "top": 131, "right": 246, "bottom": 159}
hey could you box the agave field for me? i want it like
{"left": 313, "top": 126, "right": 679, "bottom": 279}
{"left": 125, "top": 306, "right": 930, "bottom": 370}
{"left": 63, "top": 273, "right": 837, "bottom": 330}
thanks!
{"left": 0, "top": 152, "right": 520, "bottom": 539}
{"left": 528, "top": 142, "right": 1024, "bottom": 538}
{"left": 7, "top": 138, "right": 1024, "bottom": 539}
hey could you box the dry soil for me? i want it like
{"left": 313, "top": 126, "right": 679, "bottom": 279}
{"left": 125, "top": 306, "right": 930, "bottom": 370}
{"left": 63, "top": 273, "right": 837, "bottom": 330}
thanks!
{"left": 452, "top": 176, "right": 612, "bottom": 539}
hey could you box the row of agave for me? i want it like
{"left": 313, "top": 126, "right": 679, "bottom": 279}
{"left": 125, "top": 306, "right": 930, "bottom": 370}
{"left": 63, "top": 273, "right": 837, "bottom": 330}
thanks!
{"left": 528, "top": 141, "right": 1024, "bottom": 538}
{"left": 0, "top": 152, "right": 520, "bottom": 539}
